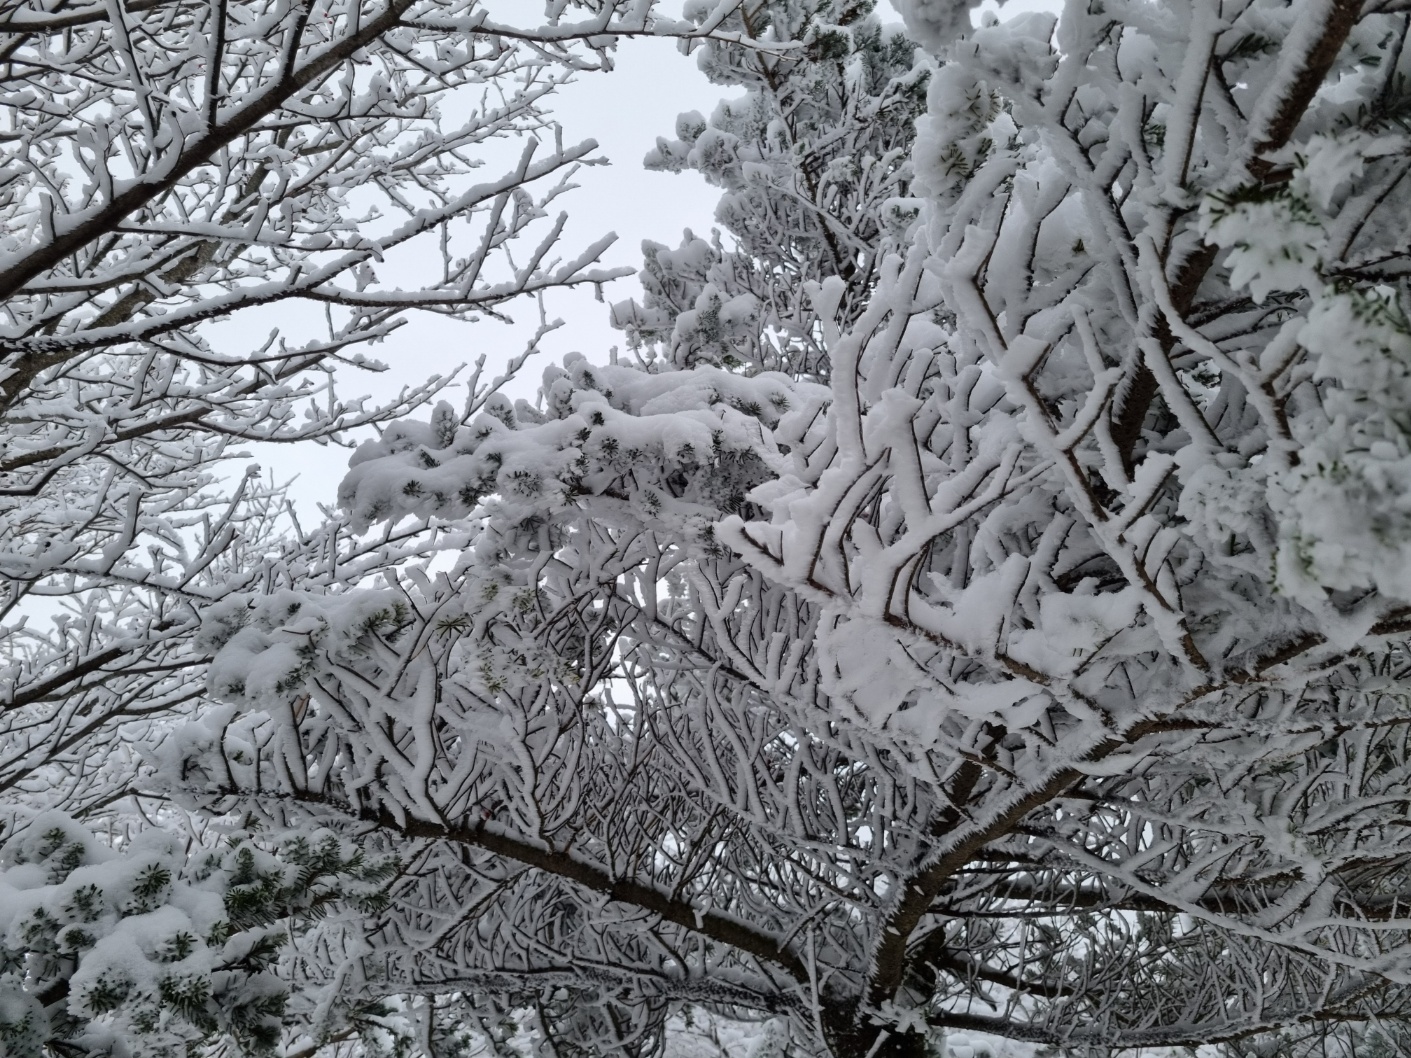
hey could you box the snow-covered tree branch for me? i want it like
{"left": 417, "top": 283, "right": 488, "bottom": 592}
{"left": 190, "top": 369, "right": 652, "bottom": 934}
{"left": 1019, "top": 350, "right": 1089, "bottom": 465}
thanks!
{"left": 0, "top": 1, "right": 754, "bottom": 1053}
{"left": 16, "top": 0, "right": 1411, "bottom": 1056}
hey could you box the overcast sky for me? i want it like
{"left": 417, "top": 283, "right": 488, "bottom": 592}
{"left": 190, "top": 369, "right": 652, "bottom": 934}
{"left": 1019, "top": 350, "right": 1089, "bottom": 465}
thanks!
{"left": 348, "top": 30, "right": 727, "bottom": 399}
{"left": 508, "top": 34, "right": 726, "bottom": 374}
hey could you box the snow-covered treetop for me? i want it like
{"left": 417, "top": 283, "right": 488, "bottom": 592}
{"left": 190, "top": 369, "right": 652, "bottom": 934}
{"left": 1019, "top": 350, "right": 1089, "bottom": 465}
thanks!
{"left": 613, "top": 0, "right": 928, "bottom": 375}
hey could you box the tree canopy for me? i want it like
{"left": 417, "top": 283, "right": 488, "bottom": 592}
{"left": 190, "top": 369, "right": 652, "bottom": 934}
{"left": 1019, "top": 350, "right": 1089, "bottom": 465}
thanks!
{"left": 7, "top": 1, "right": 1411, "bottom": 1057}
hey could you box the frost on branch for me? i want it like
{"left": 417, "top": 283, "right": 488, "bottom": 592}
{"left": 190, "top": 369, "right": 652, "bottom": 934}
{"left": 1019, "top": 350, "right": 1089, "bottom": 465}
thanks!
{"left": 176, "top": 0, "right": 1411, "bottom": 1055}
{"left": 888, "top": 0, "right": 986, "bottom": 53}
{"left": 718, "top": 0, "right": 1411, "bottom": 1048}
{"left": 0, "top": 0, "right": 752, "bottom": 1053}
{"left": 336, "top": 364, "right": 817, "bottom": 536}
{"left": 616, "top": 0, "right": 928, "bottom": 375}
{"left": 0, "top": 0, "right": 653, "bottom": 846}
{"left": 0, "top": 814, "right": 393, "bottom": 1058}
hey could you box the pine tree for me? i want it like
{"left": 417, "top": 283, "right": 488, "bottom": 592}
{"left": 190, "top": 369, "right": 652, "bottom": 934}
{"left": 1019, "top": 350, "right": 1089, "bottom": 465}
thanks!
{"left": 20, "top": 0, "right": 1411, "bottom": 1055}
{"left": 611, "top": 0, "right": 928, "bottom": 376}
{"left": 189, "top": 0, "right": 1411, "bottom": 1051}
{"left": 0, "top": 0, "right": 757, "bottom": 1052}
{"left": 0, "top": 814, "right": 395, "bottom": 1057}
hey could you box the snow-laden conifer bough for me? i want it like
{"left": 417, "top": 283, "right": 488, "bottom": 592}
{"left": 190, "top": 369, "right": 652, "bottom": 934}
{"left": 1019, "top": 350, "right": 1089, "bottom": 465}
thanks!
{"left": 8, "top": 0, "right": 1411, "bottom": 1056}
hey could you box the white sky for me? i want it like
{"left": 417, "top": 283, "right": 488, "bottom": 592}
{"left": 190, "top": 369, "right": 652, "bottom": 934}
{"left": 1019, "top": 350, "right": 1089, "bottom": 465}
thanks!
{"left": 513, "top": 34, "right": 726, "bottom": 374}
